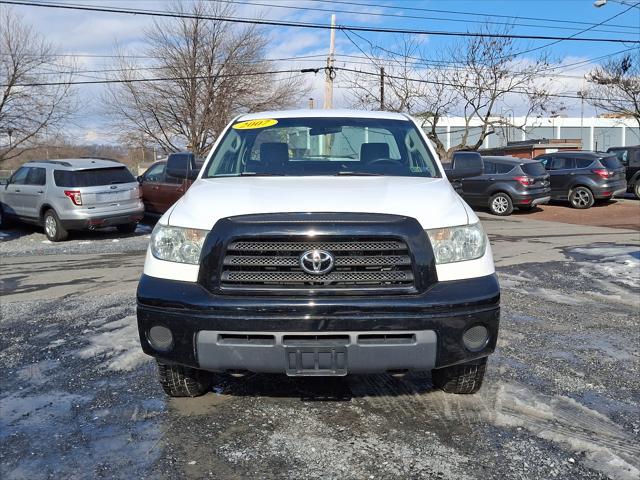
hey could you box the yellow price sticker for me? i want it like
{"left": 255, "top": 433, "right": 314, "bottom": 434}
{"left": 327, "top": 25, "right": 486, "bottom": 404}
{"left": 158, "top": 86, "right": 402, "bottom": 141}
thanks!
{"left": 232, "top": 119, "right": 278, "bottom": 130}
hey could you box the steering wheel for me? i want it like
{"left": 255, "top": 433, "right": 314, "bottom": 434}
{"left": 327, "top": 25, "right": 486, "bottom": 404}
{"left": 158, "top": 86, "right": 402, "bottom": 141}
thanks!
{"left": 367, "top": 158, "right": 403, "bottom": 167}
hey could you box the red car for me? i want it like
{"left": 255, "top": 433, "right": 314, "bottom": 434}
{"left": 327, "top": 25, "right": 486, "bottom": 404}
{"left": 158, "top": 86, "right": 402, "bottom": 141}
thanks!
{"left": 138, "top": 153, "right": 202, "bottom": 216}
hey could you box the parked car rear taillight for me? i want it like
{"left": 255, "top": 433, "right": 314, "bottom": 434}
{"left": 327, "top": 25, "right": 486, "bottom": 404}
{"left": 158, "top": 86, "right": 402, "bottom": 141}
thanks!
{"left": 64, "top": 190, "right": 82, "bottom": 206}
{"left": 592, "top": 168, "right": 613, "bottom": 179}
{"left": 514, "top": 176, "right": 534, "bottom": 186}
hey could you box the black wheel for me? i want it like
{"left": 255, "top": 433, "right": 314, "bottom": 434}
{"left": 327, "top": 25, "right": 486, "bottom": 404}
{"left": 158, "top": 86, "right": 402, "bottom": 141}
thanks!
{"left": 634, "top": 183, "right": 640, "bottom": 199}
{"left": 432, "top": 357, "right": 487, "bottom": 394}
{"left": 156, "top": 361, "right": 211, "bottom": 397}
{"left": 116, "top": 222, "right": 137, "bottom": 234}
{"left": 0, "top": 204, "right": 6, "bottom": 228}
{"left": 488, "top": 193, "right": 513, "bottom": 216}
{"left": 43, "top": 209, "right": 68, "bottom": 242}
{"left": 569, "top": 186, "right": 594, "bottom": 209}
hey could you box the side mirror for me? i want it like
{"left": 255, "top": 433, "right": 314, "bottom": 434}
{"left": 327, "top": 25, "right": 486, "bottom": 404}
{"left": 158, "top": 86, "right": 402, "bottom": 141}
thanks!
{"left": 166, "top": 152, "right": 196, "bottom": 180}
{"left": 136, "top": 175, "right": 143, "bottom": 184}
{"left": 446, "top": 151, "right": 483, "bottom": 180}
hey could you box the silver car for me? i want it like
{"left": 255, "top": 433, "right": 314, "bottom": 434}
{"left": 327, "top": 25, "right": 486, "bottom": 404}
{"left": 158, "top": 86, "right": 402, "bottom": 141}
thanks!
{"left": 0, "top": 158, "right": 144, "bottom": 241}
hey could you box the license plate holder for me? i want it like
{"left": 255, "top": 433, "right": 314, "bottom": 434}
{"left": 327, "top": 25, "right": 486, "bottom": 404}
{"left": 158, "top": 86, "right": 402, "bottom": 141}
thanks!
{"left": 285, "top": 346, "right": 347, "bottom": 376}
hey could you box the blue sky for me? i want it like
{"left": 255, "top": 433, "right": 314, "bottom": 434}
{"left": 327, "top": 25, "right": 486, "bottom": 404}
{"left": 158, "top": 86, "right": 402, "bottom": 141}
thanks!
{"left": 6, "top": 0, "right": 640, "bottom": 142}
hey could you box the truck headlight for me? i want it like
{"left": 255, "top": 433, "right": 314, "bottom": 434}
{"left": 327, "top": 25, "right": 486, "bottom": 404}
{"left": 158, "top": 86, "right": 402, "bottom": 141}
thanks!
{"left": 150, "top": 224, "right": 208, "bottom": 264}
{"left": 425, "top": 223, "right": 487, "bottom": 264}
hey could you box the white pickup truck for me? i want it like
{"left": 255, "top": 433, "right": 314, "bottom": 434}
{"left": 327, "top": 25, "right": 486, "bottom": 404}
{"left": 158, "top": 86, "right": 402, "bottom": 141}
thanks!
{"left": 136, "top": 110, "right": 500, "bottom": 397}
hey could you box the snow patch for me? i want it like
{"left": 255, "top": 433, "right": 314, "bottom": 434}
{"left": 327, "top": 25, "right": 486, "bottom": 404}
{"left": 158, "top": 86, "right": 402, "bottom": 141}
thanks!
{"left": 491, "top": 383, "right": 640, "bottom": 480}
{"left": 572, "top": 245, "right": 640, "bottom": 289}
{"left": 77, "top": 315, "right": 149, "bottom": 371}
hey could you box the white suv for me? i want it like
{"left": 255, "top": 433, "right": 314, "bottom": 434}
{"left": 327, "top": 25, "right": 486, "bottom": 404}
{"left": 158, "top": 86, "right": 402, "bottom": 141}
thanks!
{"left": 136, "top": 110, "right": 499, "bottom": 397}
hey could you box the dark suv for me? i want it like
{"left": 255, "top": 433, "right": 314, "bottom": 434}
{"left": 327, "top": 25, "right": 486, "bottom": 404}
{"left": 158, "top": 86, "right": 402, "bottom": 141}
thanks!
{"left": 457, "top": 156, "right": 551, "bottom": 216}
{"left": 534, "top": 151, "right": 627, "bottom": 209}
{"left": 606, "top": 145, "right": 640, "bottom": 198}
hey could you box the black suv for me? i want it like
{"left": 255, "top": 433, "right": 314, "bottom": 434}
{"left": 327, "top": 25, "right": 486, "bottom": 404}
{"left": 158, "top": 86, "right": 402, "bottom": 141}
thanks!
{"left": 534, "top": 151, "right": 627, "bottom": 209}
{"left": 606, "top": 145, "right": 640, "bottom": 198}
{"left": 456, "top": 156, "right": 551, "bottom": 216}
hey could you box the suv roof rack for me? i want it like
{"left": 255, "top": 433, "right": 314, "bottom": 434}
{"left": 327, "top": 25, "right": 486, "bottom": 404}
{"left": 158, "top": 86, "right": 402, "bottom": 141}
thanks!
{"left": 78, "top": 156, "right": 121, "bottom": 163}
{"left": 26, "top": 160, "right": 73, "bottom": 167}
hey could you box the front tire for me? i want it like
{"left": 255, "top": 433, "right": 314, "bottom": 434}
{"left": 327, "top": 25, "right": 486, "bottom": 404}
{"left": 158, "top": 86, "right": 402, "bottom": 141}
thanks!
{"left": 432, "top": 358, "right": 487, "bottom": 394}
{"left": 569, "top": 186, "right": 594, "bottom": 209}
{"left": 116, "top": 222, "right": 137, "bottom": 234}
{"left": 43, "top": 209, "right": 68, "bottom": 242}
{"left": 156, "top": 361, "right": 211, "bottom": 397}
{"left": 634, "top": 183, "right": 640, "bottom": 199}
{"left": 489, "top": 193, "right": 513, "bottom": 216}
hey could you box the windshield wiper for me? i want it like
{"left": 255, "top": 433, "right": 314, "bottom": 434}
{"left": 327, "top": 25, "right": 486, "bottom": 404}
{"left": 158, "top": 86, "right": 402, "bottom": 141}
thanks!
{"left": 333, "top": 171, "right": 383, "bottom": 176}
{"left": 237, "top": 172, "right": 284, "bottom": 176}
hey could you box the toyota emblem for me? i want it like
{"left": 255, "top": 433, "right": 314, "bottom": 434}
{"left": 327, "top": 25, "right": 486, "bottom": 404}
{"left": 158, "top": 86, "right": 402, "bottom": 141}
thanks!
{"left": 299, "top": 249, "right": 334, "bottom": 275}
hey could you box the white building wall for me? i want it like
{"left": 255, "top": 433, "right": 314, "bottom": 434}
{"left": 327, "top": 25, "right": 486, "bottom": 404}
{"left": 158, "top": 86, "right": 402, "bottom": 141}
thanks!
{"left": 422, "top": 117, "right": 639, "bottom": 151}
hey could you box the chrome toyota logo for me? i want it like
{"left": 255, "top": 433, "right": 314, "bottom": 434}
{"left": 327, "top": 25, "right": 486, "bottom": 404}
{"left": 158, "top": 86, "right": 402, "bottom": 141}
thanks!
{"left": 299, "top": 249, "right": 334, "bottom": 275}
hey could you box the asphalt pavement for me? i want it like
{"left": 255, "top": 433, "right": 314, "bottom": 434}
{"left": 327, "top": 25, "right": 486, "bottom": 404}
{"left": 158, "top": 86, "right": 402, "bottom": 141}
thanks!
{"left": 1, "top": 213, "right": 639, "bottom": 480}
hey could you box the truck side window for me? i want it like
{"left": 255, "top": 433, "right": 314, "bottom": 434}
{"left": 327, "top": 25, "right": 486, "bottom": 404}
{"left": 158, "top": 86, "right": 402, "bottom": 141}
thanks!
{"left": 144, "top": 163, "right": 165, "bottom": 182}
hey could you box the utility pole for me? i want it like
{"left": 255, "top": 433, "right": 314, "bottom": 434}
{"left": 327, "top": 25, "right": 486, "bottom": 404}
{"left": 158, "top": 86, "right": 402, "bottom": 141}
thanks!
{"left": 380, "top": 67, "right": 385, "bottom": 110}
{"left": 323, "top": 14, "right": 336, "bottom": 110}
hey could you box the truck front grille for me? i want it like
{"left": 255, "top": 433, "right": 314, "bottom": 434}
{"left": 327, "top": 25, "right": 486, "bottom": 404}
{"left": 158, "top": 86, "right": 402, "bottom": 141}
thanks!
{"left": 219, "top": 238, "right": 415, "bottom": 293}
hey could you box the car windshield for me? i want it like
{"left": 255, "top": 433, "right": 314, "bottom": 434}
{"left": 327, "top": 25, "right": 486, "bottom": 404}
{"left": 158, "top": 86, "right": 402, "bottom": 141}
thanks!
{"left": 203, "top": 117, "right": 440, "bottom": 178}
{"left": 54, "top": 167, "right": 135, "bottom": 187}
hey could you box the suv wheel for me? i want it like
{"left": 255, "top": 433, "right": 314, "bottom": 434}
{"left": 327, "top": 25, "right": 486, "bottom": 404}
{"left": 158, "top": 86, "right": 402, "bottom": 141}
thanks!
{"left": 116, "top": 222, "right": 137, "bottom": 234}
{"left": 489, "top": 193, "right": 513, "bottom": 216}
{"left": 569, "top": 187, "right": 594, "bottom": 209}
{"left": 156, "top": 361, "right": 211, "bottom": 397}
{"left": 43, "top": 209, "right": 69, "bottom": 242}
{"left": 432, "top": 357, "right": 487, "bottom": 394}
{"left": 634, "top": 183, "right": 640, "bottom": 199}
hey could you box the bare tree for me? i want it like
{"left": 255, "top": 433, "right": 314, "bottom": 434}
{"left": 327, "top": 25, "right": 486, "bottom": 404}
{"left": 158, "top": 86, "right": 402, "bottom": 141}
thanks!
{"left": 103, "top": 1, "right": 309, "bottom": 156}
{"left": 587, "top": 54, "right": 640, "bottom": 128}
{"left": 0, "top": 7, "right": 76, "bottom": 163}
{"left": 346, "top": 26, "right": 559, "bottom": 159}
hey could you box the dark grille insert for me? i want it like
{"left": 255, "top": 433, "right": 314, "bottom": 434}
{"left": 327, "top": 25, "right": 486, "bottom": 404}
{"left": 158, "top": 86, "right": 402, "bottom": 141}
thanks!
{"left": 358, "top": 333, "right": 416, "bottom": 345}
{"left": 217, "top": 334, "right": 275, "bottom": 345}
{"left": 220, "top": 237, "right": 415, "bottom": 292}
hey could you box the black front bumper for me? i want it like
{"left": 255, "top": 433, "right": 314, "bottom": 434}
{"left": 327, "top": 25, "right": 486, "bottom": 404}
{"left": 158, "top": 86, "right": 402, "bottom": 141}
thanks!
{"left": 137, "top": 273, "right": 500, "bottom": 372}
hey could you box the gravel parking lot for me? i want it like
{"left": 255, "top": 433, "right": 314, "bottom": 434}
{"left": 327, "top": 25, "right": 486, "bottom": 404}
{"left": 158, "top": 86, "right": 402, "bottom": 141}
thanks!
{"left": 1, "top": 214, "right": 639, "bottom": 480}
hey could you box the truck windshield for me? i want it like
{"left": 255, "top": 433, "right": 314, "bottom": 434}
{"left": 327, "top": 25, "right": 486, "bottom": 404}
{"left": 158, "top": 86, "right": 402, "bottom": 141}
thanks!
{"left": 204, "top": 117, "right": 440, "bottom": 178}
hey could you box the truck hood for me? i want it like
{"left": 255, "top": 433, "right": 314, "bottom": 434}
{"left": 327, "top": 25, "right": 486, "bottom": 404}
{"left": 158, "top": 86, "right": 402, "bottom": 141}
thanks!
{"left": 167, "top": 176, "right": 472, "bottom": 230}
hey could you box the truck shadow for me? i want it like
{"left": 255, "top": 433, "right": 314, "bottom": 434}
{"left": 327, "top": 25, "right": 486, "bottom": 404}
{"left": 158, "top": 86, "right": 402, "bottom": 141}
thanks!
{"left": 206, "top": 371, "right": 437, "bottom": 402}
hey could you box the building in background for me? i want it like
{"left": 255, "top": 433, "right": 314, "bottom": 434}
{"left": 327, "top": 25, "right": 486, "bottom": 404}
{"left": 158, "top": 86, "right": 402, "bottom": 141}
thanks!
{"left": 479, "top": 139, "right": 583, "bottom": 159}
{"left": 428, "top": 117, "right": 639, "bottom": 153}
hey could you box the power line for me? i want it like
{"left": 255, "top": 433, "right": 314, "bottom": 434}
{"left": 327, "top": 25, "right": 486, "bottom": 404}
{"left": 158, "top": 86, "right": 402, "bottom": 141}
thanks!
{"left": 343, "top": 25, "right": 639, "bottom": 75}
{"left": 333, "top": 66, "right": 628, "bottom": 103}
{"left": 306, "top": 0, "right": 640, "bottom": 31}
{"left": 213, "top": 0, "right": 636, "bottom": 35}
{"left": 2, "top": 1, "right": 638, "bottom": 43}
{"left": 1, "top": 68, "right": 307, "bottom": 87}
{"left": 4, "top": 61, "right": 627, "bottom": 104}
{"left": 501, "top": 1, "right": 640, "bottom": 59}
